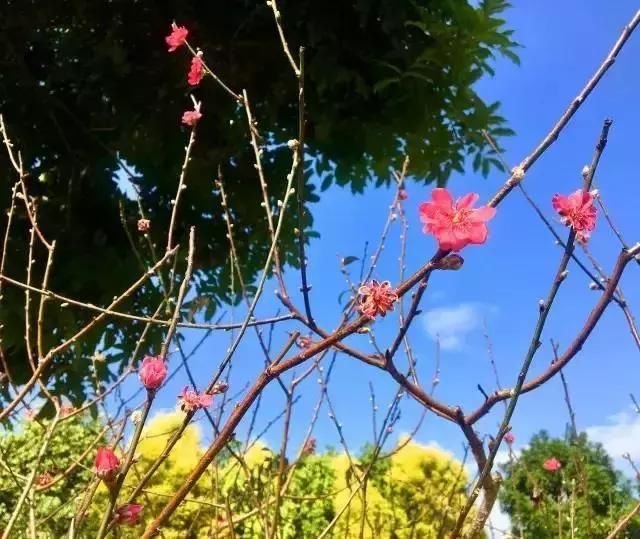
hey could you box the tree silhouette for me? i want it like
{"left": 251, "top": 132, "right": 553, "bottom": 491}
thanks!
{"left": 0, "top": 0, "right": 517, "bottom": 406}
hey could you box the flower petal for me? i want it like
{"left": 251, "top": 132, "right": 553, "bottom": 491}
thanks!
{"left": 456, "top": 192, "right": 479, "bottom": 210}
{"left": 468, "top": 223, "right": 488, "bottom": 244}
{"left": 469, "top": 205, "right": 496, "bottom": 223}
{"left": 431, "top": 188, "right": 453, "bottom": 209}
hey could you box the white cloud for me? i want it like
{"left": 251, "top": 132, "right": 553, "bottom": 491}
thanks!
{"left": 423, "top": 303, "right": 491, "bottom": 351}
{"left": 586, "top": 409, "right": 640, "bottom": 463}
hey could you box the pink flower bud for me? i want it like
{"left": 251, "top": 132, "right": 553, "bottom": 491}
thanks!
{"left": 139, "top": 355, "right": 167, "bottom": 391}
{"left": 212, "top": 382, "right": 229, "bottom": 394}
{"left": 436, "top": 253, "right": 464, "bottom": 271}
{"left": 296, "top": 335, "right": 314, "bottom": 349}
{"left": 301, "top": 437, "right": 316, "bottom": 456}
{"left": 543, "top": 457, "right": 561, "bottom": 472}
{"left": 504, "top": 432, "right": 515, "bottom": 444}
{"left": 137, "top": 218, "right": 150, "bottom": 232}
{"left": 94, "top": 447, "right": 120, "bottom": 483}
{"left": 36, "top": 472, "right": 54, "bottom": 487}
{"left": 114, "top": 503, "right": 144, "bottom": 525}
{"left": 187, "top": 53, "right": 205, "bottom": 86}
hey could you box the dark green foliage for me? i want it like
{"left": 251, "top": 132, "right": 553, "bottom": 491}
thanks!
{"left": 0, "top": 0, "right": 517, "bottom": 407}
{"left": 499, "top": 431, "right": 640, "bottom": 538}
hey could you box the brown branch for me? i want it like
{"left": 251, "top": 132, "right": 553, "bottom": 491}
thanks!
{"left": 0, "top": 246, "right": 177, "bottom": 422}
{"left": 605, "top": 502, "right": 640, "bottom": 539}
{"left": 454, "top": 119, "right": 616, "bottom": 536}
{"left": 139, "top": 10, "right": 640, "bottom": 534}
{"left": 466, "top": 243, "right": 640, "bottom": 425}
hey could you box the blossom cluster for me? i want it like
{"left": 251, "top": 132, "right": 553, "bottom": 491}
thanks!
{"left": 165, "top": 23, "right": 204, "bottom": 126}
{"left": 92, "top": 352, "right": 216, "bottom": 527}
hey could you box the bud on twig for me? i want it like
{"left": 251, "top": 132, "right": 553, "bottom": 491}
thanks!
{"left": 435, "top": 254, "right": 464, "bottom": 271}
{"left": 511, "top": 166, "right": 525, "bottom": 181}
{"left": 212, "top": 382, "right": 229, "bottom": 394}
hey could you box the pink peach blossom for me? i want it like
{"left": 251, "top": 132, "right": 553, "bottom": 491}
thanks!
{"left": 358, "top": 280, "right": 398, "bottom": 319}
{"left": 419, "top": 188, "right": 496, "bottom": 251}
{"left": 552, "top": 189, "right": 597, "bottom": 243}
{"left": 178, "top": 386, "right": 213, "bottom": 413}
{"left": 165, "top": 24, "right": 188, "bottom": 52}
{"left": 182, "top": 108, "right": 202, "bottom": 127}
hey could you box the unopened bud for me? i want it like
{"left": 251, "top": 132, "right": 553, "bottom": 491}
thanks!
{"left": 559, "top": 270, "right": 569, "bottom": 281}
{"left": 436, "top": 254, "right": 464, "bottom": 271}
{"left": 538, "top": 299, "right": 546, "bottom": 311}
{"left": 212, "top": 382, "right": 229, "bottom": 394}
{"left": 287, "top": 139, "right": 299, "bottom": 151}
{"left": 131, "top": 410, "right": 143, "bottom": 425}
{"left": 589, "top": 282, "right": 598, "bottom": 290}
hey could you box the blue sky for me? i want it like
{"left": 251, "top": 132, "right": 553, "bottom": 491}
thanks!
{"left": 116, "top": 1, "right": 640, "bottom": 489}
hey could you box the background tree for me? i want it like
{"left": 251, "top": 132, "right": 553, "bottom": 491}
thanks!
{"left": 0, "top": 0, "right": 518, "bottom": 407}
{"left": 499, "top": 431, "right": 640, "bottom": 538}
{"left": 0, "top": 414, "right": 103, "bottom": 537}
{"left": 332, "top": 437, "right": 481, "bottom": 537}
{"left": 1, "top": 411, "right": 485, "bottom": 537}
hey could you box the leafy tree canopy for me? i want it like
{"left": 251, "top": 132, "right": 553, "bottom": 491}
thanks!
{"left": 0, "top": 0, "right": 517, "bottom": 406}
{"left": 1, "top": 413, "right": 482, "bottom": 537}
{"left": 499, "top": 430, "right": 640, "bottom": 538}
{"left": 0, "top": 414, "right": 103, "bottom": 537}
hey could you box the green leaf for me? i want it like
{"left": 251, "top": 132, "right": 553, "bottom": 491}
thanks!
{"left": 341, "top": 255, "right": 359, "bottom": 266}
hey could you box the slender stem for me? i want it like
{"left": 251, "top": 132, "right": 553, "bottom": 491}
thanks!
{"left": 0, "top": 246, "right": 177, "bottom": 422}
{"left": 606, "top": 502, "right": 640, "bottom": 539}
{"left": 96, "top": 396, "right": 154, "bottom": 539}
{"left": 166, "top": 124, "right": 197, "bottom": 252}
{"left": 489, "top": 10, "right": 640, "bottom": 207}
{"left": 295, "top": 48, "right": 315, "bottom": 327}
{"left": 453, "top": 119, "right": 618, "bottom": 536}
{"left": 267, "top": 0, "right": 301, "bottom": 76}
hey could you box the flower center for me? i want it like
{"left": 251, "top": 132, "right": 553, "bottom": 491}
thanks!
{"left": 452, "top": 208, "right": 470, "bottom": 225}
